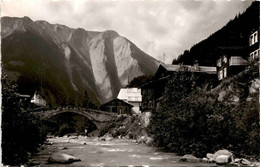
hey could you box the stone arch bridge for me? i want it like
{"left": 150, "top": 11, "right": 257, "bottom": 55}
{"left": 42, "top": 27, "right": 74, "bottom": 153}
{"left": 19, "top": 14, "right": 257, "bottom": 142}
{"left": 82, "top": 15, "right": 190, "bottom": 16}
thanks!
{"left": 30, "top": 107, "right": 118, "bottom": 130}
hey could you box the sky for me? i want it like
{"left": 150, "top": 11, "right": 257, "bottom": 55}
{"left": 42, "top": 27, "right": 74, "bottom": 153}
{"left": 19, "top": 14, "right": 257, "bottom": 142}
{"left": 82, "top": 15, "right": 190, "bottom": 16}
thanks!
{"left": 1, "top": 0, "right": 253, "bottom": 63}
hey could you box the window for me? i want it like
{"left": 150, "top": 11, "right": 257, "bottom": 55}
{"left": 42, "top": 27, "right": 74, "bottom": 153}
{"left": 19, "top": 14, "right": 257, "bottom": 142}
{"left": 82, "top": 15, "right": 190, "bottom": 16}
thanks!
{"left": 250, "top": 31, "right": 258, "bottom": 46}
{"left": 218, "top": 70, "right": 223, "bottom": 80}
{"left": 250, "top": 52, "right": 254, "bottom": 61}
{"left": 250, "top": 35, "right": 253, "bottom": 46}
{"left": 254, "top": 32, "right": 258, "bottom": 43}
{"left": 223, "top": 68, "right": 227, "bottom": 78}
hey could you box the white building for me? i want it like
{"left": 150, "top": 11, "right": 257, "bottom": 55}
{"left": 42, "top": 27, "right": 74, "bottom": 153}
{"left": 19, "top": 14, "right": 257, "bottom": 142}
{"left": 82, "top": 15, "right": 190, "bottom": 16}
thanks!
{"left": 30, "top": 92, "right": 46, "bottom": 107}
{"left": 117, "top": 88, "right": 142, "bottom": 114}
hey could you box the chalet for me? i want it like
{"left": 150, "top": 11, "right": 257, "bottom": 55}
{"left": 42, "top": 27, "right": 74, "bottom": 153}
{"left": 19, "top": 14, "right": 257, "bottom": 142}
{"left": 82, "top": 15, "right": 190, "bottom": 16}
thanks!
{"left": 30, "top": 92, "right": 47, "bottom": 107}
{"left": 216, "top": 55, "right": 247, "bottom": 80}
{"left": 140, "top": 63, "right": 217, "bottom": 112}
{"left": 117, "top": 88, "right": 142, "bottom": 114}
{"left": 216, "top": 27, "right": 260, "bottom": 80}
{"left": 16, "top": 93, "right": 31, "bottom": 110}
{"left": 249, "top": 27, "right": 260, "bottom": 61}
{"left": 100, "top": 98, "right": 133, "bottom": 115}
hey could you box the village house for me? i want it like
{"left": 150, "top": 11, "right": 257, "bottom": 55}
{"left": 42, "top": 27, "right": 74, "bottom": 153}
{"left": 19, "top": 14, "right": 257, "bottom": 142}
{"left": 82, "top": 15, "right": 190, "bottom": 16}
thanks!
{"left": 100, "top": 98, "right": 133, "bottom": 115}
{"left": 140, "top": 62, "right": 217, "bottom": 112}
{"left": 216, "top": 27, "right": 260, "bottom": 80}
{"left": 117, "top": 88, "right": 142, "bottom": 114}
{"left": 216, "top": 55, "right": 247, "bottom": 80}
{"left": 249, "top": 27, "right": 260, "bottom": 61}
{"left": 30, "top": 92, "right": 47, "bottom": 107}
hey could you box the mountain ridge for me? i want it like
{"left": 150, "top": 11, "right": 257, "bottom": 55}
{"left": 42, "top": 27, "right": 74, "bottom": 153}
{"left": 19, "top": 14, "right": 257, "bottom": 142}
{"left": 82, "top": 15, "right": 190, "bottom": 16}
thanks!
{"left": 1, "top": 16, "right": 159, "bottom": 106}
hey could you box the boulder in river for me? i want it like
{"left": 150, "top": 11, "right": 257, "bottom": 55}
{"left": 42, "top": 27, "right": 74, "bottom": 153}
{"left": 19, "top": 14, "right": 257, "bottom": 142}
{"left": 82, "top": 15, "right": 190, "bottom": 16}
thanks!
{"left": 48, "top": 153, "right": 81, "bottom": 164}
{"left": 202, "top": 157, "right": 208, "bottom": 163}
{"left": 215, "top": 155, "right": 231, "bottom": 165}
{"left": 179, "top": 154, "right": 201, "bottom": 163}
{"left": 213, "top": 149, "right": 233, "bottom": 161}
{"left": 206, "top": 153, "right": 214, "bottom": 159}
{"left": 145, "top": 137, "right": 154, "bottom": 147}
{"left": 137, "top": 136, "right": 146, "bottom": 144}
{"left": 241, "top": 158, "right": 251, "bottom": 165}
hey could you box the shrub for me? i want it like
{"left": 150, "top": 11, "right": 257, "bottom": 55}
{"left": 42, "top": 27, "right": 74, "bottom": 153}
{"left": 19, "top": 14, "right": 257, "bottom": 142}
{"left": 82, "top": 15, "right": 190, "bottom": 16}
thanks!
{"left": 148, "top": 67, "right": 260, "bottom": 157}
{"left": 2, "top": 73, "right": 46, "bottom": 165}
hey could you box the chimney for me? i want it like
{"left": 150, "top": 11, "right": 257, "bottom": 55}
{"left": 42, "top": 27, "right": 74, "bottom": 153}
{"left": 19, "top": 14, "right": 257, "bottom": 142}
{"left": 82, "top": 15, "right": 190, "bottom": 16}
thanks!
{"left": 194, "top": 60, "right": 199, "bottom": 71}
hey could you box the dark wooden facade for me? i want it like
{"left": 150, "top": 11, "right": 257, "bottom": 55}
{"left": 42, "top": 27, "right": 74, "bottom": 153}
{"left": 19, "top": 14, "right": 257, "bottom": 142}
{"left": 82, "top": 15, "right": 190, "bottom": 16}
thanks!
{"left": 100, "top": 98, "right": 133, "bottom": 115}
{"left": 249, "top": 27, "right": 260, "bottom": 61}
{"left": 140, "top": 64, "right": 217, "bottom": 112}
{"left": 216, "top": 55, "right": 247, "bottom": 80}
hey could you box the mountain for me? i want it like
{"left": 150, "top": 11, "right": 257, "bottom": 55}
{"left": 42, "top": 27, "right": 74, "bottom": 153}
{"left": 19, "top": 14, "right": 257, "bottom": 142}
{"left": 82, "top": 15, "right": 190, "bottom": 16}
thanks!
{"left": 172, "top": 1, "right": 259, "bottom": 66}
{"left": 1, "top": 16, "right": 159, "bottom": 107}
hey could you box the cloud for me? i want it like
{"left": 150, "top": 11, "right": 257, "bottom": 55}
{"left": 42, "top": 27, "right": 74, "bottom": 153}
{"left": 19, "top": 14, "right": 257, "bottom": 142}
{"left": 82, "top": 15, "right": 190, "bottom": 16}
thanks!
{"left": 1, "top": 0, "right": 253, "bottom": 63}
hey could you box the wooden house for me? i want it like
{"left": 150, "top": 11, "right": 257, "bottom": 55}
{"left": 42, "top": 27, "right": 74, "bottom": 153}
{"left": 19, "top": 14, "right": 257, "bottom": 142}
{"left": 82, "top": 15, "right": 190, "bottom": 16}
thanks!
{"left": 100, "top": 98, "right": 133, "bottom": 115}
{"left": 249, "top": 27, "right": 260, "bottom": 61}
{"left": 216, "top": 55, "right": 247, "bottom": 80}
{"left": 140, "top": 63, "right": 217, "bottom": 112}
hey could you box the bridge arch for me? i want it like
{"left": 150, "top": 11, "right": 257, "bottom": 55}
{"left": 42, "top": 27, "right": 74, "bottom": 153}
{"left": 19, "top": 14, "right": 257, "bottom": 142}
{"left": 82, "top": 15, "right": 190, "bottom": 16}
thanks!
{"left": 33, "top": 107, "right": 117, "bottom": 130}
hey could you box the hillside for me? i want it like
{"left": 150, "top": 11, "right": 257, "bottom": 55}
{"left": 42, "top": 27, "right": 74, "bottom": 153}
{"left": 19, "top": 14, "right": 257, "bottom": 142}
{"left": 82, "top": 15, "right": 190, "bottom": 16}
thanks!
{"left": 1, "top": 16, "right": 159, "bottom": 107}
{"left": 172, "top": 1, "right": 259, "bottom": 66}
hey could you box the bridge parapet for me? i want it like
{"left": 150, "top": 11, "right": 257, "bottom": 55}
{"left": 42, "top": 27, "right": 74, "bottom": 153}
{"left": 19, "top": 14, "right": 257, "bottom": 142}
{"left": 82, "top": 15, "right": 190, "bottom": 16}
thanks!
{"left": 30, "top": 107, "right": 118, "bottom": 129}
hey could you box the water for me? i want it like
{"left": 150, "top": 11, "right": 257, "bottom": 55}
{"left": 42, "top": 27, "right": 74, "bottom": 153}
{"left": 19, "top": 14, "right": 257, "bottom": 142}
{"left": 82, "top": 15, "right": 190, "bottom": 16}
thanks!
{"left": 29, "top": 136, "right": 215, "bottom": 166}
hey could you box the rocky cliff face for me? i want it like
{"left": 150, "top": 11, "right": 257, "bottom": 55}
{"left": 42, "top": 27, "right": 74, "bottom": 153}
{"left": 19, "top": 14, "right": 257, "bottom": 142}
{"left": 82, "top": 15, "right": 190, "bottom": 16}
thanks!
{"left": 1, "top": 16, "right": 159, "bottom": 106}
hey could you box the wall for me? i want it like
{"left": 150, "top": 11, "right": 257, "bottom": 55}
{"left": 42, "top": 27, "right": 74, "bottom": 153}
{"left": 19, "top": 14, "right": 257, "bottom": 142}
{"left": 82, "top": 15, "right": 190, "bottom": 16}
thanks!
{"left": 141, "top": 112, "right": 152, "bottom": 128}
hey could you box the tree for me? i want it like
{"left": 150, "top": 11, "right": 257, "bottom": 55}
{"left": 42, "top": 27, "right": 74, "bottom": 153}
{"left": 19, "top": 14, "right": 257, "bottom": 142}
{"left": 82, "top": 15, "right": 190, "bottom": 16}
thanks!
{"left": 148, "top": 64, "right": 260, "bottom": 157}
{"left": 2, "top": 73, "right": 46, "bottom": 165}
{"left": 127, "top": 75, "right": 153, "bottom": 88}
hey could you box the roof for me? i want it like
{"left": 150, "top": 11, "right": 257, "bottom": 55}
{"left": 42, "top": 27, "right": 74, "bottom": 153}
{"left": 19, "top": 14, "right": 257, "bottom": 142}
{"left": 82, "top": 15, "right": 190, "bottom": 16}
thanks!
{"left": 117, "top": 88, "right": 142, "bottom": 102}
{"left": 16, "top": 93, "right": 30, "bottom": 98}
{"left": 140, "top": 76, "right": 169, "bottom": 88}
{"left": 229, "top": 56, "right": 247, "bottom": 66}
{"left": 100, "top": 98, "right": 134, "bottom": 108}
{"left": 160, "top": 64, "right": 217, "bottom": 74}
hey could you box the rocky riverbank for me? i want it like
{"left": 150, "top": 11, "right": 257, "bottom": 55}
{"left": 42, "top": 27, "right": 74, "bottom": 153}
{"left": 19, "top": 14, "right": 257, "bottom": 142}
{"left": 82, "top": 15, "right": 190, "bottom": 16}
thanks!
{"left": 27, "top": 135, "right": 260, "bottom": 166}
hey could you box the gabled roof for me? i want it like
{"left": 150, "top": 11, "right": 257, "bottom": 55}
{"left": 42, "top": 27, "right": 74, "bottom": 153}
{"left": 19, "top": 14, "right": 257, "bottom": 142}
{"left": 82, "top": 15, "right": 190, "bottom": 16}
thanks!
{"left": 100, "top": 98, "right": 134, "bottom": 108}
{"left": 117, "top": 88, "right": 142, "bottom": 102}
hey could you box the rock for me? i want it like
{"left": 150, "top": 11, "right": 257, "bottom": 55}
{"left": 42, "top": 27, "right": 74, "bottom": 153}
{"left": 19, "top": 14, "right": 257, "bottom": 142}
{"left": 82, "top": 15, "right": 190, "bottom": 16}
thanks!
{"left": 81, "top": 142, "right": 87, "bottom": 145}
{"left": 145, "top": 137, "right": 154, "bottom": 147}
{"left": 69, "top": 136, "right": 78, "bottom": 139}
{"left": 208, "top": 158, "right": 214, "bottom": 163}
{"left": 44, "top": 142, "right": 53, "bottom": 145}
{"left": 179, "top": 154, "right": 201, "bottom": 163}
{"left": 59, "top": 147, "right": 68, "bottom": 150}
{"left": 241, "top": 158, "right": 251, "bottom": 165}
{"left": 48, "top": 153, "right": 81, "bottom": 164}
{"left": 215, "top": 155, "right": 231, "bottom": 165}
{"left": 100, "top": 133, "right": 113, "bottom": 141}
{"left": 202, "top": 157, "right": 208, "bottom": 163}
{"left": 27, "top": 160, "right": 40, "bottom": 166}
{"left": 213, "top": 149, "right": 233, "bottom": 161}
{"left": 137, "top": 136, "right": 146, "bottom": 144}
{"left": 206, "top": 153, "right": 214, "bottom": 159}
{"left": 233, "top": 158, "right": 241, "bottom": 163}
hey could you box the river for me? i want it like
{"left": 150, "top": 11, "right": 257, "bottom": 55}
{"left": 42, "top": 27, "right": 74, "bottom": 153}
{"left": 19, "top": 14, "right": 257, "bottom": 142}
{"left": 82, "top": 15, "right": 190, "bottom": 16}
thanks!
{"left": 29, "top": 136, "right": 215, "bottom": 166}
